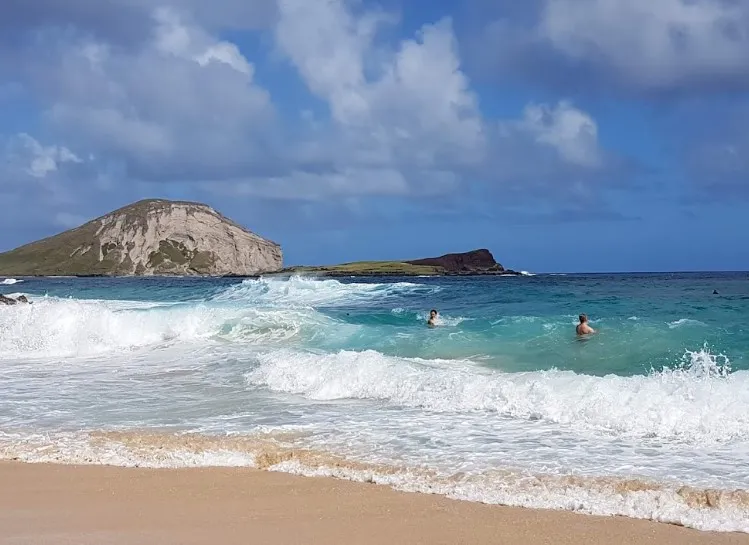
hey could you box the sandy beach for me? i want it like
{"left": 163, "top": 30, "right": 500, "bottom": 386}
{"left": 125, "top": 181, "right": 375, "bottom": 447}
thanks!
{"left": 1, "top": 462, "right": 747, "bottom": 545}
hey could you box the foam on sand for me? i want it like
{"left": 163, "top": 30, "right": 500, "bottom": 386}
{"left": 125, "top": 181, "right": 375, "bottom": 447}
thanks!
{"left": 1, "top": 429, "right": 747, "bottom": 533}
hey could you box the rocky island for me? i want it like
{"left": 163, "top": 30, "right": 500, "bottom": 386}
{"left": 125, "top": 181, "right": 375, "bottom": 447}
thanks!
{"left": 281, "top": 249, "right": 523, "bottom": 277}
{"left": 0, "top": 199, "right": 282, "bottom": 276}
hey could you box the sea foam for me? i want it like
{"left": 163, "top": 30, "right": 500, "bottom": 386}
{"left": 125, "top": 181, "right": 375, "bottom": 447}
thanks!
{"left": 0, "top": 297, "right": 340, "bottom": 357}
{"left": 246, "top": 347, "right": 747, "bottom": 444}
{"left": 0, "top": 278, "right": 423, "bottom": 357}
{"left": 214, "top": 276, "right": 438, "bottom": 307}
{"left": 1, "top": 429, "right": 747, "bottom": 533}
{"left": 2, "top": 274, "right": 748, "bottom": 534}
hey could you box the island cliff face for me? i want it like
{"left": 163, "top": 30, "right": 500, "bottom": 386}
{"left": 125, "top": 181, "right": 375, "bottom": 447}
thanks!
{"left": 0, "top": 199, "right": 282, "bottom": 276}
{"left": 406, "top": 249, "right": 504, "bottom": 273}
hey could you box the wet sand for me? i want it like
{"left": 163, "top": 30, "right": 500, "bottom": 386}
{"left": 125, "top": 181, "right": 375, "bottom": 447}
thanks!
{"left": 1, "top": 461, "right": 748, "bottom": 545}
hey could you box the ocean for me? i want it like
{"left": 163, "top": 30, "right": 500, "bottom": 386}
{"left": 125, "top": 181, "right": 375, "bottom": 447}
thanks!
{"left": 1, "top": 273, "right": 748, "bottom": 532}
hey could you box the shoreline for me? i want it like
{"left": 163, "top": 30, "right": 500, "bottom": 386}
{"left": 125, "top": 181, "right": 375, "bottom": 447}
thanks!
{"left": 0, "top": 270, "right": 526, "bottom": 278}
{"left": 2, "top": 461, "right": 748, "bottom": 545}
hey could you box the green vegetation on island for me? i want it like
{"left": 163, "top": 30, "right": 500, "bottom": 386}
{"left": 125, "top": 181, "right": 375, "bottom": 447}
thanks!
{"left": 281, "top": 261, "right": 444, "bottom": 277}
{"left": 0, "top": 199, "right": 282, "bottom": 277}
{"left": 280, "top": 249, "right": 521, "bottom": 277}
{"left": 0, "top": 198, "right": 518, "bottom": 278}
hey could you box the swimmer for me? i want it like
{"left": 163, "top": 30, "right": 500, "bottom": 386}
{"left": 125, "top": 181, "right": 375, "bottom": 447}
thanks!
{"left": 576, "top": 314, "right": 596, "bottom": 336}
{"left": 427, "top": 309, "right": 438, "bottom": 327}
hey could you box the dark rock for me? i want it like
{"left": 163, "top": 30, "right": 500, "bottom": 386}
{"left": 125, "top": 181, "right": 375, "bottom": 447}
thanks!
{"left": 406, "top": 249, "right": 504, "bottom": 273}
{"left": 0, "top": 294, "right": 31, "bottom": 305}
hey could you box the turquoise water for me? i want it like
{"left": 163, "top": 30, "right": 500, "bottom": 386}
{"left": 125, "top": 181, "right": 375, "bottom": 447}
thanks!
{"left": 1, "top": 273, "right": 748, "bottom": 531}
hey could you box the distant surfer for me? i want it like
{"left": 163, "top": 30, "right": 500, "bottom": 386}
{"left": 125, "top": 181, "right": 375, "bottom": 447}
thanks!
{"left": 427, "top": 309, "right": 439, "bottom": 327}
{"left": 576, "top": 314, "right": 595, "bottom": 336}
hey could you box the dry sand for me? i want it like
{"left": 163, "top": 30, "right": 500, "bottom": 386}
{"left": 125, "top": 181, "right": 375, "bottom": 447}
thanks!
{"left": 1, "top": 461, "right": 748, "bottom": 545}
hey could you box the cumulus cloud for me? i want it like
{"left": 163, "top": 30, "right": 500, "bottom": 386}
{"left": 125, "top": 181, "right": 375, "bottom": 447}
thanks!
{"left": 13, "top": 7, "right": 276, "bottom": 184}
{"left": 275, "top": 0, "right": 485, "bottom": 175}
{"left": 0, "top": 0, "right": 624, "bottom": 238}
{"left": 512, "top": 101, "right": 602, "bottom": 168}
{"left": 480, "top": 0, "right": 749, "bottom": 94}
{"left": 12, "top": 133, "right": 83, "bottom": 178}
{"left": 269, "top": 0, "right": 614, "bottom": 201}
{"left": 474, "top": 0, "right": 749, "bottom": 203}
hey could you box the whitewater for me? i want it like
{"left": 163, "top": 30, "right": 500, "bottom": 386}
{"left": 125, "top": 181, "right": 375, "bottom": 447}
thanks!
{"left": 1, "top": 273, "right": 748, "bottom": 532}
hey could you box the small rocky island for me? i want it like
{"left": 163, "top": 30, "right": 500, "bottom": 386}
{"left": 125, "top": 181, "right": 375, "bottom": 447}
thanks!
{"left": 282, "top": 249, "right": 523, "bottom": 277}
{"left": 0, "top": 199, "right": 283, "bottom": 276}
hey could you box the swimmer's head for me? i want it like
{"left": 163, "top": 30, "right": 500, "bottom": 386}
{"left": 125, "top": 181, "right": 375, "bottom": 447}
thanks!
{"left": 579, "top": 314, "right": 588, "bottom": 323}
{"left": 430, "top": 309, "right": 438, "bottom": 318}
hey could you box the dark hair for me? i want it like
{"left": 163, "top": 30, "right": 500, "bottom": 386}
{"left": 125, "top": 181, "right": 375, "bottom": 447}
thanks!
{"left": 430, "top": 309, "right": 438, "bottom": 314}
{"left": 579, "top": 314, "right": 587, "bottom": 323}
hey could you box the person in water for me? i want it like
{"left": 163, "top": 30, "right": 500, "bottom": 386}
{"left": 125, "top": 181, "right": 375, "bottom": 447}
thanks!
{"left": 427, "top": 309, "right": 438, "bottom": 327}
{"left": 576, "top": 314, "right": 596, "bottom": 336}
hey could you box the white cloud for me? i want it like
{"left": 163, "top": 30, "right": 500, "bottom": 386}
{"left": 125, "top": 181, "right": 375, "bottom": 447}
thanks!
{"left": 153, "top": 7, "right": 253, "bottom": 75}
{"left": 1, "top": 0, "right": 618, "bottom": 214}
{"left": 14, "top": 133, "right": 83, "bottom": 178}
{"left": 275, "top": 0, "right": 485, "bottom": 173}
{"left": 538, "top": 0, "right": 749, "bottom": 90}
{"left": 270, "top": 0, "right": 611, "bottom": 201}
{"left": 19, "top": 7, "right": 273, "bottom": 180}
{"left": 514, "top": 101, "right": 602, "bottom": 168}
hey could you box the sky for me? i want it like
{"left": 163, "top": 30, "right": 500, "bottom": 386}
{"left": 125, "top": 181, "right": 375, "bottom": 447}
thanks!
{"left": 1, "top": 0, "right": 748, "bottom": 273}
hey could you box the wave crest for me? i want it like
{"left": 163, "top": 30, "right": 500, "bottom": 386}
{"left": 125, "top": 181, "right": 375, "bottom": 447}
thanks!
{"left": 246, "top": 347, "right": 748, "bottom": 444}
{"left": 0, "top": 297, "right": 341, "bottom": 357}
{"left": 213, "top": 276, "right": 438, "bottom": 306}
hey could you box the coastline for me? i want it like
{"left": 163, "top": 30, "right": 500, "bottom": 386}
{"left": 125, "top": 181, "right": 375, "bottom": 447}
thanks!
{"left": 0, "top": 270, "right": 525, "bottom": 278}
{"left": 2, "top": 461, "right": 748, "bottom": 545}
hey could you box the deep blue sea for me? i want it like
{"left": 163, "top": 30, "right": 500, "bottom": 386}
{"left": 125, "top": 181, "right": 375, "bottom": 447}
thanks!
{"left": 1, "top": 273, "right": 748, "bottom": 531}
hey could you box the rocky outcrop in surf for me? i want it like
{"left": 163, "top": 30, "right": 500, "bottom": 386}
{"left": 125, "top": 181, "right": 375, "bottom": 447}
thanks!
{"left": 0, "top": 199, "right": 283, "bottom": 277}
{"left": 0, "top": 294, "right": 30, "bottom": 305}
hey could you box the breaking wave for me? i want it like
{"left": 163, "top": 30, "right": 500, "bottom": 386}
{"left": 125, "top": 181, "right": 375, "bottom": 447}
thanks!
{"left": 2, "top": 274, "right": 748, "bottom": 534}
{"left": 1, "top": 278, "right": 22, "bottom": 285}
{"left": 0, "top": 277, "right": 435, "bottom": 357}
{"left": 246, "top": 347, "right": 747, "bottom": 444}
{"left": 213, "top": 276, "right": 439, "bottom": 307}
{"left": 0, "top": 297, "right": 343, "bottom": 358}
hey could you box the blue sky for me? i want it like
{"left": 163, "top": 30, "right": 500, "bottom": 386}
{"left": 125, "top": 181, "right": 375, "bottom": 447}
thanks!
{"left": 1, "top": 0, "right": 748, "bottom": 272}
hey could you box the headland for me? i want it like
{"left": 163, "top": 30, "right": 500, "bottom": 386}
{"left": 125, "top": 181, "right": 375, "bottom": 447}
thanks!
{"left": 281, "top": 248, "right": 523, "bottom": 277}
